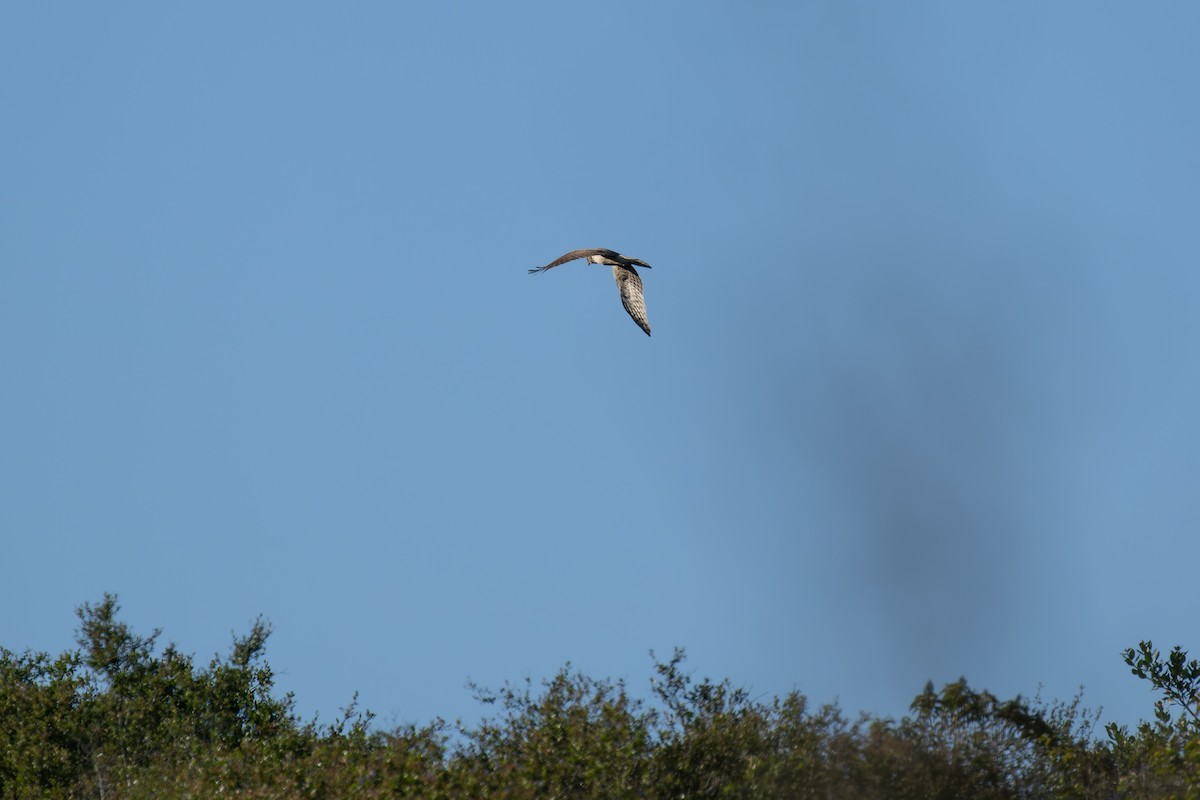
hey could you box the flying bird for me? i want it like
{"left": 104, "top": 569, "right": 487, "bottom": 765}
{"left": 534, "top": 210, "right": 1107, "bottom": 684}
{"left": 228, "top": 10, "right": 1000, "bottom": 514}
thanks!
{"left": 528, "top": 248, "right": 652, "bottom": 336}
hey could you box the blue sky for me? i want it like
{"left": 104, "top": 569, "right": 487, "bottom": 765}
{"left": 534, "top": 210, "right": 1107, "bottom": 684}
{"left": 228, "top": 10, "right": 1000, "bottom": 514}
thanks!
{"left": 2, "top": 2, "right": 1198, "bottom": 730}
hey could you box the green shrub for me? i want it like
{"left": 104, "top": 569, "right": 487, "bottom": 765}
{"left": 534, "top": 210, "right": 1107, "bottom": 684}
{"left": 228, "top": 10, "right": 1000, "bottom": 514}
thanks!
{"left": 3, "top": 595, "right": 1199, "bottom": 799}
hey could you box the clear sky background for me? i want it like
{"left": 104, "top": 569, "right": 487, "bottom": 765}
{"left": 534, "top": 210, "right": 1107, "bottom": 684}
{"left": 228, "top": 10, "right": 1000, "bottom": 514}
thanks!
{"left": 3, "top": 3, "right": 1198, "bottom": 731}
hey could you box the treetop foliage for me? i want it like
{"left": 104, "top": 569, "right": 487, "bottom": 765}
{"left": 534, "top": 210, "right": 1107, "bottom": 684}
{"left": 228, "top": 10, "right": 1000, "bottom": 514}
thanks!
{"left": 2, "top": 595, "right": 1198, "bottom": 799}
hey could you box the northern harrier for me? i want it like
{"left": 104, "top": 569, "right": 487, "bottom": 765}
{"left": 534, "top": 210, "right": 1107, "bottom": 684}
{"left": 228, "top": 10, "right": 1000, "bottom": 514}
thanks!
{"left": 529, "top": 248, "right": 652, "bottom": 336}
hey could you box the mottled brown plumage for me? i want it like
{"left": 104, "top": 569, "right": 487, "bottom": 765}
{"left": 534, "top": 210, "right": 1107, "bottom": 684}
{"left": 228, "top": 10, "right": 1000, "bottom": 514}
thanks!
{"left": 528, "top": 248, "right": 653, "bottom": 274}
{"left": 528, "top": 248, "right": 653, "bottom": 336}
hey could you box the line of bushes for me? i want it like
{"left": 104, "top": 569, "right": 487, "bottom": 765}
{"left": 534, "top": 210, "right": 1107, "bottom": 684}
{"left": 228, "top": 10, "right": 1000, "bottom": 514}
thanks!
{"left": 2, "top": 594, "right": 1198, "bottom": 799}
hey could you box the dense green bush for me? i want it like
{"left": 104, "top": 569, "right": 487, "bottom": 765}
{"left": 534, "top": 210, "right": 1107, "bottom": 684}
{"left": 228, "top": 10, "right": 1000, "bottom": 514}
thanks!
{"left": 2, "top": 595, "right": 1198, "bottom": 798}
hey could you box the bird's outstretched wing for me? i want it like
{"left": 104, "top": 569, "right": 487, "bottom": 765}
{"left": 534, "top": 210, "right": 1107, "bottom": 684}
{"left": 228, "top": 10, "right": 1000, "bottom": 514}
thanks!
{"left": 528, "top": 248, "right": 620, "bottom": 274}
{"left": 614, "top": 265, "right": 651, "bottom": 336}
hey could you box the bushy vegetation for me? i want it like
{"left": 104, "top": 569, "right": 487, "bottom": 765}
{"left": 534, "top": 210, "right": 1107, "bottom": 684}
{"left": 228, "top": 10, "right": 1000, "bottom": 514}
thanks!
{"left": 2, "top": 595, "right": 1198, "bottom": 798}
